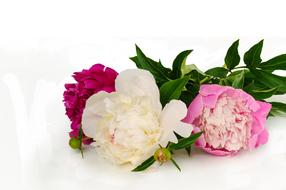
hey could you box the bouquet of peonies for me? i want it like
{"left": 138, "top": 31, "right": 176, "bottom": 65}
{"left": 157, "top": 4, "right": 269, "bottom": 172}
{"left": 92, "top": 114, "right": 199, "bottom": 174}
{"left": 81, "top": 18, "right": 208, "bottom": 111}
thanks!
{"left": 63, "top": 40, "right": 286, "bottom": 171}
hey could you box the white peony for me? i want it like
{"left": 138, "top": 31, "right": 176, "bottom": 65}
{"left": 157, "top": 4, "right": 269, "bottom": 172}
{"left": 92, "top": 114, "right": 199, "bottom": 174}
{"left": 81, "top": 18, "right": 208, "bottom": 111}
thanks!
{"left": 82, "top": 69, "right": 192, "bottom": 165}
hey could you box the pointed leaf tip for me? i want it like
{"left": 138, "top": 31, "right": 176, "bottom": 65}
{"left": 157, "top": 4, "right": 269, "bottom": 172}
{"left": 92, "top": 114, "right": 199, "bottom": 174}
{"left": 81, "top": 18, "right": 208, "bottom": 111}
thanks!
{"left": 171, "top": 50, "right": 193, "bottom": 78}
{"left": 132, "top": 156, "right": 156, "bottom": 172}
{"left": 225, "top": 39, "right": 240, "bottom": 70}
{"left": 243, "top": 40, "right": 264, "bottom": 68}
{"left": 171, "top": 158, "right": 181, "bottom": 172}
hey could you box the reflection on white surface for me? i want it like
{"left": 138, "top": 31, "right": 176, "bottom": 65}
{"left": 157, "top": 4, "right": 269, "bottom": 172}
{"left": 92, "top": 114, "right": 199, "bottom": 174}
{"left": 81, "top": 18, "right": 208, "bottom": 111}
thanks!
{"left": 2, "top": 74, "right": 62, "bottom": 189}
{"left": 1, "top": 38, "right": 286, "bottom": 190}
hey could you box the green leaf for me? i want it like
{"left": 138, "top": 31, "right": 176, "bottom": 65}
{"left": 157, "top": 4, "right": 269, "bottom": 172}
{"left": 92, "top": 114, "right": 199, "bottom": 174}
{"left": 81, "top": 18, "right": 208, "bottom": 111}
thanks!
{"left": 228, "top": 69, "right": 245, "bottom": 77}
{"left": 244, "top": 82, "right": 278, "bottom": 100}
{"left": 205, "top": 67, "right": 229, "bottom": 78}
{"left": 168, "top": 132, "right": 203, "bottom": 151}
{"left": 186, "top": 67, "right": 206, "bottom": 84}
{"left": 232, "top": 70, "right": 245, "bottom": 89}
{"left": 132, "top": 156, "right": 156, "bottom": 172}
{"left": 129, "top": 56, "right": 141, "bottom": 68}
{"left": 269, "top": 102, "right": 286, "bottom": 116}
{"left": 171, "top": 50, "right": 193, "bottom": 78}
{"left": 171, "top": 158, "right": 181, "bottom": 171}
{"left": 179, "top": 90, "right": 197, "bottom": 106}
{"left": 132, "top": 45, "right": 171, "bottom": 85}
{"left": 174, "top": 132, "right": 192, "bottom": 156}
{"left": 185, "top": 147, "right": 191, "bottom": 156}
{"left": 250, "top": 69, "right": 286, "bottom": 93}
{"left": 180, "top": 81, "right": 200, "bottom": 106}
{"left": 159, "top": 76, "right": 189, "bottom": 106}
{"left": 225, "top": 39, "right": 240, "bottom": 70}
{"left": 219, "top": 78, "right": 230, "bottom": 86}
{"left": 251, "top": 87, "right": 278, "bottom": 100}
{"left": 243, "top": 40, "right": 263, "bottom": 68}
{"left": 258, "top": 54, "right": 286, "bottom": 71}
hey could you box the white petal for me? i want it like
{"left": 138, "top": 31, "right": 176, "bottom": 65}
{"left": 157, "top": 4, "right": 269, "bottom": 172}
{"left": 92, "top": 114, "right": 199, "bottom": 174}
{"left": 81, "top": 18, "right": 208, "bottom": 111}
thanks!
{"left": 174, "top": 122, "right": 193, "bottom": 138}
{"left": 159, "top": 100, "right": 189, "bottom": 145}
{"left": 115, "top": 69, "right": 162, "bottom": 113}
{"left": 81, "top": 91, "right": 115, "bottom": 139}
{"left": 160, "top": 133, "right": 178, "bottom": 147}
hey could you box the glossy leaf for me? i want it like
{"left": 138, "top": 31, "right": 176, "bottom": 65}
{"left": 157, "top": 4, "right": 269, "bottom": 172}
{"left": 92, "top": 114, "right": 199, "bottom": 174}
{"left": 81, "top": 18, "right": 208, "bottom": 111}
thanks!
{"left": 243, "top": 40, "right": 263, "bottom": 68}
{"left": 168, "top": 132, "right": 203, "bottom": 151}
{"left": 132, "top": 156, "right": 156, "bottom": 172}
{"left": 246, "top": 86, "right": 278, "bottom": 100}
{"left": 225, "top": 39, "right": 240, "bottom": 70}
{"left": 129, "top": 56, "right": 141, "bottom": 68}
{"left": 174, "top": 132, "right": 192, "bottom": 156}
{"left": 186, "top": 65, "right": 206, "bottom": 79}
{"left": 180, "top": 90, "right": 196, "bottom": 106}
{"left": 232, "top": 70, "right": 245, "bottom": 89}
{"left": 159, "top": 76, "right": 189, "bottom": 106}
{"left": 171, "top": 50, "right": 193, "bottom": 78}
{"left": 269, "top": 102, "right": 286, "bottom": 116}
{"left": 251, "top": 69, "right": 286, "bottom": 93}
{"left": 131, "top": 45, "right": 171, "bottom": 85}
{"left": 259, "top": 54, "right": 286, "bottom": 71}
{"left": 205, "top": 67, "right": 229, "bottom": 78}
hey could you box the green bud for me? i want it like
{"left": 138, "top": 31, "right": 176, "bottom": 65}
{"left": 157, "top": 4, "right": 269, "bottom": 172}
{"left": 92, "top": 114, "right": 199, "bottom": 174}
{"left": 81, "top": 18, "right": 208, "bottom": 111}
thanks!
{"left": 154, "top": 148, "right": 172, "bottom": 163}
{"left": 69, "top": 138, "right": 81, "bottom": 149}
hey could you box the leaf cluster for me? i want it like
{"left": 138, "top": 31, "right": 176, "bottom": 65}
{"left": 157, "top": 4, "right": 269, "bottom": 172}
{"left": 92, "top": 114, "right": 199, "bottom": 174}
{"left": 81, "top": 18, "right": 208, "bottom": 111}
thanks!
{"left": 131, "top": 40, "right": 286, "bottom": 116}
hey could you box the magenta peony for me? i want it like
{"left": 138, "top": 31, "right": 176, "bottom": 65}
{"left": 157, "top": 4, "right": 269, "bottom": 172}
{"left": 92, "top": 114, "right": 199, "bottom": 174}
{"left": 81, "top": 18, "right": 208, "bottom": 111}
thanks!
{"left": 183, "top": 84, "right": 272, "bottom": 156}
{"left": 63, "top": 64, "right": 118, "bottom": 144}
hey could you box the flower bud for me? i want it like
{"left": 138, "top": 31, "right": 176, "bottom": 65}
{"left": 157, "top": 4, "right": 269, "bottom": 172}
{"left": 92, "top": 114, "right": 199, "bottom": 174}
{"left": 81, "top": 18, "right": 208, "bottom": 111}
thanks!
{"left": 154, "top": 148, "right": 172, "bottom": 163}
{"left": 69, "top": 138, "right": 81, "bottom": 149}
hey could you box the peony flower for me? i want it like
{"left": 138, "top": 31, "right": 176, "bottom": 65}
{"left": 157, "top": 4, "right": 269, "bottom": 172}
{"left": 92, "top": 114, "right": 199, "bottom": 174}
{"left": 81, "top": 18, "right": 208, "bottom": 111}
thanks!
{"left": 82, "top": 69, "right": 192, "bottom": 165}
{"left": 183, "top": 84, "right": 272, "bottom": 156}
{"left": 63, "top": 64, "right": 118, "bottom": 144}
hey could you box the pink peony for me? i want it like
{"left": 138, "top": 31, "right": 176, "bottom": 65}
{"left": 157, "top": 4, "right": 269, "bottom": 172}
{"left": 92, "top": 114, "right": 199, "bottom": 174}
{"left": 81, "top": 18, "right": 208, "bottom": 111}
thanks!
{"left": 63, "top": 64, "right": 118, "bottom": 144}
{"left": 183, "top": 84, "right": 272, "bottom": 156}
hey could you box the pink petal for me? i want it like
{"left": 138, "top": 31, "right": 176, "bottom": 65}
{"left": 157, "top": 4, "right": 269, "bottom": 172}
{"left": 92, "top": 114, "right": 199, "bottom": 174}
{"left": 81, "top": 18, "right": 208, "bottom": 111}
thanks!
{"left": 256, "top": 129, "right": 269, "bottom": 147}
{"left": 202, "top": 147, "right": 233, "bottom": 156}
{"left": 183, "top": 95, "right": 204, "bottom": 123}
{"left": 251, "top": 101, "right": 271, "bottom": 138}
{"left": 239, "top": 90, "right": 260, "bottom": 111}
{"left": 255, "top": 101, "right": 272, "bottom": 117}
{"left": 200, "top": 84, "right": 229, "bottom": 96}
{"left": 248, "top": 134, "right": 258, "bottom": 150}
{"left": 192, "top": 127, "right": 206, "bottom": 147}
{"left": 202, "top": 94, "right": 219, "bottom": 108}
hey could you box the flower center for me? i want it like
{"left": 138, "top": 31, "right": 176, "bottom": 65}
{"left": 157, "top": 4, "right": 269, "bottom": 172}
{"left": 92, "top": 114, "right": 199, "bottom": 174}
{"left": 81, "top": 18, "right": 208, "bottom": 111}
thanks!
{"left": 198, "top": 94, "right": 252, "bottom": 151}
{"left": 94, "top": 95, "right": 162, "bottom": 164}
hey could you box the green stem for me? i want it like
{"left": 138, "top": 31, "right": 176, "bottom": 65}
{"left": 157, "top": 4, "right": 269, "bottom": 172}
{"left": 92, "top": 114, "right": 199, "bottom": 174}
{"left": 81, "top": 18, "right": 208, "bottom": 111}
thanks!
{"left": 200, "top": 76, "right": 213, "bottom": 84}
{"left": 79, "top": 126, "right": 84, "bottom": 158}
{"left": 232, "top": 66, "right": 247, "bottom": 70}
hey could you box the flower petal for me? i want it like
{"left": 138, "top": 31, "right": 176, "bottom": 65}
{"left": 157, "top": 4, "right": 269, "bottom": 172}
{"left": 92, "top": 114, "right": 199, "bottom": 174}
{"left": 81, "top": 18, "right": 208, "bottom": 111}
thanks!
{"left": 183, "top": 95, "right": 203, "bottom": 123}
{"left": 160, "top": 133, "right": 178, "bottom": 147}
{"left": 200, "top": 84, "right": 229, "bottom": 96}
{"left": 256, "top": 128, "right": 269, "bottom": 147}
{"left": 82, "top": 91, "right": 115, "bottom": 138}
{"left": 192, "top": 127, "right": 206, "bottom": 147}
{"left": 115, "top": 69, "right": 162, "bottom": 113}
{"left": 251, "top": 101, "right": 271, "bottom": 147}
{"left": 159, "top": 100, "right": 189, "bottom": 145}
{"left": 202, "top": 147, "right": 234, "bottom": 156}
{"left": 174, "top": 122, "right": 193, "bottom": 138}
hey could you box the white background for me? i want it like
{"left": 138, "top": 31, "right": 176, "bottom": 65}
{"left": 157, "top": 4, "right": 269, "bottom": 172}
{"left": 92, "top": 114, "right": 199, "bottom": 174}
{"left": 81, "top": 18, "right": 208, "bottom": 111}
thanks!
{"left": 1, "top": 0, "right": 286, "bottom": 189}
